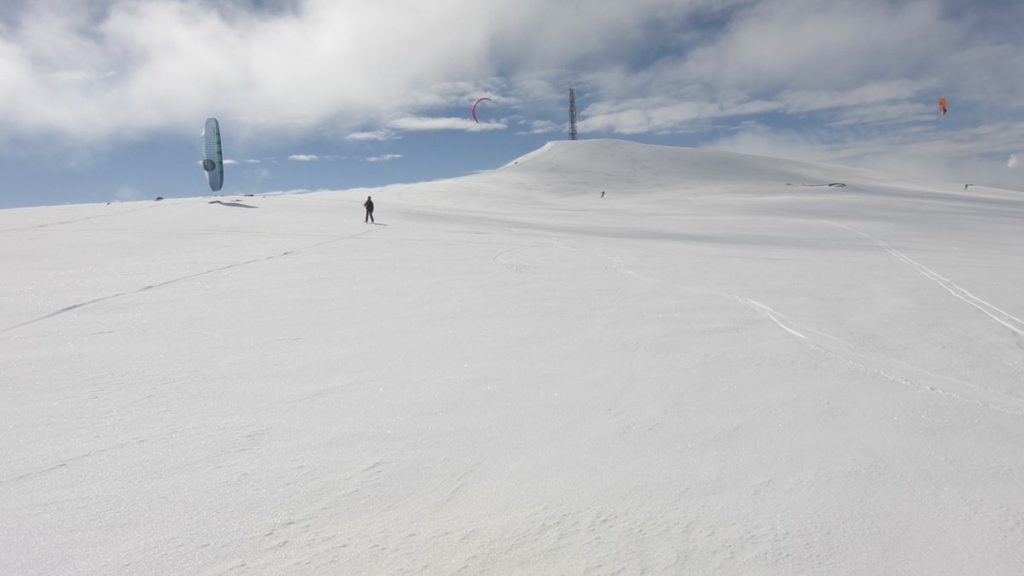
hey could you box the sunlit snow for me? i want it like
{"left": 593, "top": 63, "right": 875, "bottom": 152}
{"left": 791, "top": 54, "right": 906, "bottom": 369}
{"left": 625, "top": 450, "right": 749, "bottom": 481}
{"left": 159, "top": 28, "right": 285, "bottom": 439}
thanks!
{"left": 3, "top": 140, "right": 1023, "bottom": 574}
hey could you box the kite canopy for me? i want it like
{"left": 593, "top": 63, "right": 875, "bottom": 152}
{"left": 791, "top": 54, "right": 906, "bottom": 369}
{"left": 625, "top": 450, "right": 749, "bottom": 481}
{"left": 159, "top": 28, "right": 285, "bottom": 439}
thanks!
{"left": 202, "top": 118, "right": 224, "bottom": 192}
{"left": 471, "top": 97, "right": 494, "bottom": 123}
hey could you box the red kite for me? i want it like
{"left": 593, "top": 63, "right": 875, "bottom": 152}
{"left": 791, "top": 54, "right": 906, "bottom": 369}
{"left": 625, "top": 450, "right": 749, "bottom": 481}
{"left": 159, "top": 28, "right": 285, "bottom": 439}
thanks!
{"left": 471, "top": 97, "right": 494, "bottom": 123}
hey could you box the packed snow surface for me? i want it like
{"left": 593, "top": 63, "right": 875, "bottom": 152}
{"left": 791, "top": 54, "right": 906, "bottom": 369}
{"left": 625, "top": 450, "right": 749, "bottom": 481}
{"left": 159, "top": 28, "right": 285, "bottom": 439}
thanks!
{"left": 3, "top": 139, "right": 1024, "bottom": 574}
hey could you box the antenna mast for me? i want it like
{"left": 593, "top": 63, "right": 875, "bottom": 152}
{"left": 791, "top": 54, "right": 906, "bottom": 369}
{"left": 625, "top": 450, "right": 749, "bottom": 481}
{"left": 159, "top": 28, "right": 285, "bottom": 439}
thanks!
{"left": 568, "top": 88, "right": 578, "bottom": 141}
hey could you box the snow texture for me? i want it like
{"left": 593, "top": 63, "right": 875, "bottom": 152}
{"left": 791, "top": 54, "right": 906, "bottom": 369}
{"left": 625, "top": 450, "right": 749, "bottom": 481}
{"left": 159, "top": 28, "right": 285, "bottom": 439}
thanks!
{"left": 2, "top": 139, "right": 1023, "bottom": 574}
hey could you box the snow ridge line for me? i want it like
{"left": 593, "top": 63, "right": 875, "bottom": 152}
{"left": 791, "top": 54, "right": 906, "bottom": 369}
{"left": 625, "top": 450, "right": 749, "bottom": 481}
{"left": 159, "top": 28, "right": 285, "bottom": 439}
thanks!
{"left": 832, "top": 222, "right": 1024, "bottom": 337}
{"left": 0, "top": 228, "right": 377, "bottom": 336}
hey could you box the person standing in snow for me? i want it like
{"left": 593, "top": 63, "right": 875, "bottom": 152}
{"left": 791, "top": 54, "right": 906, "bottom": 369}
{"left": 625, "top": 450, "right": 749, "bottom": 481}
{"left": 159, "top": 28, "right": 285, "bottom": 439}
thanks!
{"left": 363, "top": 196, "right": 375, "bottom": 223}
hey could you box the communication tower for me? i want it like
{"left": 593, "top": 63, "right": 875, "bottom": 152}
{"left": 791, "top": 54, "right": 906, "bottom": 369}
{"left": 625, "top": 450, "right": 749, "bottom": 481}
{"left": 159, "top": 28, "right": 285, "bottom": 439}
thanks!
{"left": 568, "top": 88, "right": 578, "bottom": 141}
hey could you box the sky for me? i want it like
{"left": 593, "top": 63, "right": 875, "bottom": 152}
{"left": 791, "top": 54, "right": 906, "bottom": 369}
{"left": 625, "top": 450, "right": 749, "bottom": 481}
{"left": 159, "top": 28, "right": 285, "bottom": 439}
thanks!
{"left": 1, "top": 0, "right": 1023, "bottom": 208}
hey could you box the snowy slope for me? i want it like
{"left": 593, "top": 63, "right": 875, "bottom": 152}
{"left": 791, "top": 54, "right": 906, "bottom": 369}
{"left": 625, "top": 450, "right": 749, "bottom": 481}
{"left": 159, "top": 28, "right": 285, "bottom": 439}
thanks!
{"left": 2, "top": 140, "right": 1023, "bottom": 574}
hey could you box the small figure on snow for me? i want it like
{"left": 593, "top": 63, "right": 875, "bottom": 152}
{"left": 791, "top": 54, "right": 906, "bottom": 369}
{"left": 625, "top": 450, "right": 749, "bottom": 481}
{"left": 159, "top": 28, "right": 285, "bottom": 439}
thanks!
{"left": 601, "top": 190, "right": 605, "bottom": 198}
{"left": 364, "top": 196, "right": 375, "bottom": 223}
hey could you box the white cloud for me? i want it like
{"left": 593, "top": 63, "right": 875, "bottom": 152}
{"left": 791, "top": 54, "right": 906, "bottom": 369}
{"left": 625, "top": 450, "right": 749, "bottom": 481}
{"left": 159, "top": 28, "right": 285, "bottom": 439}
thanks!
{"left": 780, "top": 80, "right": 931, "bottom": 115}
{"left": 705, "top": 124, "right": 833, "bottom": 164}
{"left": 518, "top": 119, "right": 561, "bottom": 135}
{"left": 580, "top": 96, "right": 780, "bottom": 135}
{"left": 346, "top": 130, "right": 393, "bottom": 141}
{"left": 830, "top": 101, "right": 933, "bottom": 127}
{"left": 708, "top": 121, "right": 1024, "bottom": 190}
{"left": 388, "top": 116, "right": 506, "bottom": 132}
{"left": 0, "top": 0, "right": 1022, "bottom": 190}
{"left": 288, "top": 154, "right": 319, "bottom": 162}
{"left": 366, "top": 154, "right": 402, "bottom": 163}
{"left": 0, "top": 0, "right": 738, "bottom": 144}
{"left": 680, "top": 1, "right": 954, "bottom": 92}
{"left": 1009, "top": 154, "right": 1020, "bottom": 169}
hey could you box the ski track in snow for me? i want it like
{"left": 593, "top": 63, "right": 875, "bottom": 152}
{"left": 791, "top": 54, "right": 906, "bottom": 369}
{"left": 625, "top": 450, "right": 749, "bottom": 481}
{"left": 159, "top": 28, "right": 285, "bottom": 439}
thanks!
{"left": 493, "top": 237, "right": 579, "bottom": 273}
{"left": 731, "top": 296, "right": 808, "bottom": 340}
{"left": 830, "top": 222, "right": 1024, "bottom": 338}
{"left": 805, "top": 334, "right": 1024, "bottom": 417}
{"left": 0, "top": 228, "right": 378, "bottom": 336}
{"left": 727, "top": 293, "right": 1024, "bottom": 416}
{"left": 605, "top": 253, "right": 1024, "bottom": 417}
{"left": 492, "top": 242, "right": 546, "bottom": 273}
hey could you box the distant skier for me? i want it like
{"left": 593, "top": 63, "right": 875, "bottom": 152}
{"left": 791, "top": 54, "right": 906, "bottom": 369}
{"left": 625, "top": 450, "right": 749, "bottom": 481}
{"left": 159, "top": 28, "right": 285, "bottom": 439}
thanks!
{"left": 601, "top": 190, "right": 605, "bottom": 198}
{"left": 363, "top": 196, "right": 374, "bottom": 223}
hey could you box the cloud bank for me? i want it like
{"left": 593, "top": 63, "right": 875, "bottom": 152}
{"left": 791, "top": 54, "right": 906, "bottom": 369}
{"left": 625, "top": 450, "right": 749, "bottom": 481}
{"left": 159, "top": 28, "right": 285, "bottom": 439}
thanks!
{"left": 0, "top": 0, "right": 1022, "bottom": 187}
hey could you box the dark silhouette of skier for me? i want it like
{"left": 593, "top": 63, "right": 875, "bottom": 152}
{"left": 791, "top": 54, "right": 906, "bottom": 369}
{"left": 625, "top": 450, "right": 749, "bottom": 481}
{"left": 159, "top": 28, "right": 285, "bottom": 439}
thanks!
{"left": 363, "top": 196, "right": 374, "bottom": 223}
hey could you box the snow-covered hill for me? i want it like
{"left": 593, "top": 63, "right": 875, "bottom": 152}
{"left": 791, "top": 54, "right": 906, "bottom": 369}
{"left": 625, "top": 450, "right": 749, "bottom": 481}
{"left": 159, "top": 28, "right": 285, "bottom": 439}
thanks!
{"left": 2, "top": 140, "right": 1023, "bottom": 574}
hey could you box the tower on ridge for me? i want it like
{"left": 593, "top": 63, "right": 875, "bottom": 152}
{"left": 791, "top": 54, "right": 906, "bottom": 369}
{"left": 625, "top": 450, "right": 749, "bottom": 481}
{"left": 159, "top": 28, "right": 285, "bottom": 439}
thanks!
{"left": 568, "top": 88, "right": 578, "bottom": 141}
